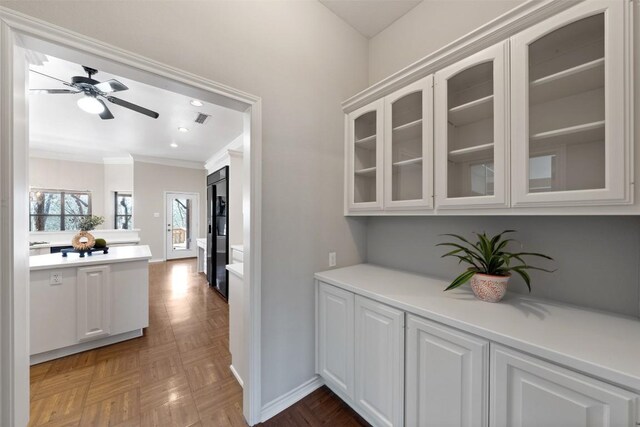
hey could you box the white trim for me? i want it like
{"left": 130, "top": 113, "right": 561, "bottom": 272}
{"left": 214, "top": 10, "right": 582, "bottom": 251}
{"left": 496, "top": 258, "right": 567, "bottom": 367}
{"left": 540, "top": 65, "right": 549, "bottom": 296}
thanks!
{"left": 132, "top": 154, "right": 205, "bottom": 170}
{"left": 342, "top": 0, "right": 581, "bottom": 113}
{"left": 149, "top": 258, "right": 166, "bottom": 264}
{"left": 260, "top": 376, "right": 324, "bottom": 423}
{"left": 102, "top": 157, "right": 134, "bottom": 165}
{"left": 230, "top": 364, "right": 244, "bottom": 388}
{"left": 0, "top": 7, "right": 263, "bottom": 426}
{"left": 204, "top": 134, "right": 244, "bottom": 172}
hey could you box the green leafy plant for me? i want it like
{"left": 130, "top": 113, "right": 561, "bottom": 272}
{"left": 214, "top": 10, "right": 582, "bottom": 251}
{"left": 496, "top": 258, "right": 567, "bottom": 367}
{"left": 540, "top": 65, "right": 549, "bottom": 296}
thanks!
{"left": 76, "top": 215, "right": 105, "bottom": 231}
{"left": 437, "top": 230, "right": 554, "bottom": 292}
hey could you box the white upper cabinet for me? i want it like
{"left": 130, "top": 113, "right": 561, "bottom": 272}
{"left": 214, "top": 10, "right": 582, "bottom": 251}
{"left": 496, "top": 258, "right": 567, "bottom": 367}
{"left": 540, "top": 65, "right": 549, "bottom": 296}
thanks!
{"left": 384, "top": 75, "right": 434, "bottom": 210}
{"left": 346, "top": 100, "right": 384, "bottom": 212}
{"left": 510, "top": 1, "right": 631, "bottom": 207}
{"left": 435, "top": 42, "right": 509, "bottom": 209}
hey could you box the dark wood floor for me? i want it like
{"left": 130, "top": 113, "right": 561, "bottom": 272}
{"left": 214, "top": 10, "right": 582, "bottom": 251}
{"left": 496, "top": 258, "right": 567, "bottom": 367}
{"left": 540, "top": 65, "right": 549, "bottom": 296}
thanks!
{"left": 29, "top": 259, "right": 366, "bottom": 426}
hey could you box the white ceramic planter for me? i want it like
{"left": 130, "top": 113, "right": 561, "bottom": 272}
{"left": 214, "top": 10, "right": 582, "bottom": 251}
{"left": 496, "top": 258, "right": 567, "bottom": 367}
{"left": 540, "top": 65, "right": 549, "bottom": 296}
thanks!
{"left": 470, "top": 273, "right": 510, "bottom": 303}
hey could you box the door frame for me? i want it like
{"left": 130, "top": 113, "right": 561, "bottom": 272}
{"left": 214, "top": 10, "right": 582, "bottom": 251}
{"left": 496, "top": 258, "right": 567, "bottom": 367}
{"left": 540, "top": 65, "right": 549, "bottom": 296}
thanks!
{"left": 0, "top": 7, "right": 263, "bottom": 426}
{"left": 164, "top": 191, "right": 200, "bottom": 261}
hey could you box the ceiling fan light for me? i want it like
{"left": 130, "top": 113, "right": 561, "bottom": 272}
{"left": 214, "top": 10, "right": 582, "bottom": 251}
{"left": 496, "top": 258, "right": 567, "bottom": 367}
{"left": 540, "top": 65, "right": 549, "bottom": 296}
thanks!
{"left": 77, "top": 95, "right": 105, "bottom": 114}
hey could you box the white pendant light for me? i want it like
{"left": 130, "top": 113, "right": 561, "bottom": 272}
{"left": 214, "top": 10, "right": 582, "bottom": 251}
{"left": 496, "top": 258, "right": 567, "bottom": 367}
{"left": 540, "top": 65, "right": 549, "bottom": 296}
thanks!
{"left": 77, "top": 95, "right": 105, "bottom": 114}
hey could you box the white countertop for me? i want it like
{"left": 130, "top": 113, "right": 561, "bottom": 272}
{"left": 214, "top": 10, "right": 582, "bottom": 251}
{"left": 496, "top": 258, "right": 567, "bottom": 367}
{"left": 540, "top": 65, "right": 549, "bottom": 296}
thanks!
{"left": 316, "top": 264, "right": 640, "bottom": 392}
{"left": 226, "top": 263, "right": 244, "bottom": 279}
{"left": 30, "top": 245, "right": 152, "bottom": 271}
{"left": 30, "top": 237, "right": 140, "bottom": 249}
{"left": 230, "top": 244, "right": 244, "bottom": 253}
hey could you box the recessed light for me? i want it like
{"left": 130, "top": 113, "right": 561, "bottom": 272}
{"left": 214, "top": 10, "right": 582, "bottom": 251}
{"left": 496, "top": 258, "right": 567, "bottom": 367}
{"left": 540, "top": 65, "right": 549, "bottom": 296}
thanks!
{"left": 178, "top": 127, "right": 189, "bottom": 133}
{"left": 190, "top": 99, "right": 204, "bottom": 107}
{"left": 170, "top": 143, "right": 178, "bottom": 148}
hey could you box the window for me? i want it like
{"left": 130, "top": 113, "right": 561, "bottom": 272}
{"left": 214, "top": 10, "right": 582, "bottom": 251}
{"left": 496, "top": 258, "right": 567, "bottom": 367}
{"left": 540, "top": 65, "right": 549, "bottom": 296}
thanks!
{"left": 29, "top": 189, "right": 92, "bottom": 231}
{"left": 115, "top": 192, "right": 133, "bottom": 230}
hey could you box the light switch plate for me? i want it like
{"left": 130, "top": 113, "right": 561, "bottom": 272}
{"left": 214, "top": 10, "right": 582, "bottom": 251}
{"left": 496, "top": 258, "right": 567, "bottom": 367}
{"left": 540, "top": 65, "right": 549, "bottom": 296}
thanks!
{"left": 153, "top": 212, "right": 160, "bottom": 218}
{"left": 329, "top": 252, "right": 336, "bottom": 267}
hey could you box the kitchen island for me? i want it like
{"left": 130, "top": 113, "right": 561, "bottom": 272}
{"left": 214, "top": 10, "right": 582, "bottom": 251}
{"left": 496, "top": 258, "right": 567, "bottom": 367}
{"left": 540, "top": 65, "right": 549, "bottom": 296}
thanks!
{"left": 29, "top": 245, "right": 152, "bottom": 364}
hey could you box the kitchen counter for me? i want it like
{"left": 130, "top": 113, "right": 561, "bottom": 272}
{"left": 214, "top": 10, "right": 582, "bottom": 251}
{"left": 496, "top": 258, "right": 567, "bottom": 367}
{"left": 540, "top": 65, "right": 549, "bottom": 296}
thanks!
{"left": 316, "top": 263, "right": 640, "bottom": 392}
{"left": 30, "top": 245, "right": 152, "bottom": 271}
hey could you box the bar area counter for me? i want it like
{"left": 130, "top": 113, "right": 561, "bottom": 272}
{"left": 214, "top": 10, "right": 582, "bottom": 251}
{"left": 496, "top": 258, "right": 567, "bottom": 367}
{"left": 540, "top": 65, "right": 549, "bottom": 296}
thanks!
{"left": 29, "top": 245, "right": 152, "bottom": 364}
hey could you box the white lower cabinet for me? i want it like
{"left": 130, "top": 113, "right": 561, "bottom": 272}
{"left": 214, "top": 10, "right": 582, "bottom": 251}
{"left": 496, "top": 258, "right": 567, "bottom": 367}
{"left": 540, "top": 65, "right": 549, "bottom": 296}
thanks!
{"left": 406, "top": 315, "right": 489, "bottom": 427}
{"left": 355, "top": 295, "right": 405, "bottom": 427}
{"left": 317, "top": 282, "right": 355, "bottom": 400}
{"left": 316, "top": 281, "right": 640, "bottom": 427}
{"left": 490, "top": 344, "right": 639, "bottom": 427}
{"left": 76, "top": 265, "right": 111, "bottom": 342}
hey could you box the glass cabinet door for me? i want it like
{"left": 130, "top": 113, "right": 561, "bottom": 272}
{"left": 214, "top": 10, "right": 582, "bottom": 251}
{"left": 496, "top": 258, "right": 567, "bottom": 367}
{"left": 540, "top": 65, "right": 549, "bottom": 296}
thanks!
{"left": 347, "top": 99, "right": 384, "bottom": 212}
{"left": 384, "top": 76, "right": 433, "bottom": 210}
{"left": 434, "top": 42, "right": 508, "bottom": 208}
{"left": 511, "top": 1, "right": 630, "bottom": 206}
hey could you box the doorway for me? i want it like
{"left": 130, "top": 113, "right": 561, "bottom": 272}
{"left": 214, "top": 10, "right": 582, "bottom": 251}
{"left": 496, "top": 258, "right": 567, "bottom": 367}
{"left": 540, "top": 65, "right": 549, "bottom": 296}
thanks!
{"left": 0, "top": 10, "right": 263, "bottom": 426}
{"left": 165, "top": 192, "right": 199, "bottom": 260}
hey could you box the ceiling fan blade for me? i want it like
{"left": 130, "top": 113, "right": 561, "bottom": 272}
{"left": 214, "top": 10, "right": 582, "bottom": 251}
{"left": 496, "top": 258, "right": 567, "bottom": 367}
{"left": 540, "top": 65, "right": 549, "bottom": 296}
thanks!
{"left": 30, "top": 89, "right": 81, "bottom": 94}
{"left": 106, "top": 96, "right": 159, "bottom": 119}
{"left": 94, "top": 79, "right": 128, "bottom": 93}
{"left": 29, "top": 69, "right": 74, "bottom": 87}
{"left": 96, "top": 98, "right": 114, "bottom": 120}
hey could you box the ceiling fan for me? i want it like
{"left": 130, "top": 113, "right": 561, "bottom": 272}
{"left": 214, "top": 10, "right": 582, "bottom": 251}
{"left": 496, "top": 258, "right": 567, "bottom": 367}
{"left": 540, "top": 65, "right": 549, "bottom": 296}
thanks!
{"left": 30, "top": 65, "right": 159, "bottom": 120}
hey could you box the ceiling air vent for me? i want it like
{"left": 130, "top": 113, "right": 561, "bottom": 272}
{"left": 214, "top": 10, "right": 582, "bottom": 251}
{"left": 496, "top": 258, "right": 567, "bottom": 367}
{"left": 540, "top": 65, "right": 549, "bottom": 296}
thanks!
{"left": 194, "top": 112, "right": 211, "bottom": 124}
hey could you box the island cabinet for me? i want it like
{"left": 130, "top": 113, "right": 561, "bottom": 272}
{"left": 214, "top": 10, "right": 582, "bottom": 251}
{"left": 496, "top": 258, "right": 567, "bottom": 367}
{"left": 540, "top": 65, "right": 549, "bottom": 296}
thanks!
{"left": 343, "top": 0, "right": 634, "bottom": 215}
{"left": 30, "top": 245, "right": 151, "bottom": 364}
{"left": 315, "top": 265, "right": 640, "bottom": 427}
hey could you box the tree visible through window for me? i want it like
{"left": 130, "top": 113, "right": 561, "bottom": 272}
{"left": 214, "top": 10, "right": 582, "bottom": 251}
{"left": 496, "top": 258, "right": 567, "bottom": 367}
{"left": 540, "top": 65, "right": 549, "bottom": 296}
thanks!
{"left": 29, "top": 190, "right": 92, "bottom": 231}
{"left": 115, "top": 192, "right": 133, "bottom": 229}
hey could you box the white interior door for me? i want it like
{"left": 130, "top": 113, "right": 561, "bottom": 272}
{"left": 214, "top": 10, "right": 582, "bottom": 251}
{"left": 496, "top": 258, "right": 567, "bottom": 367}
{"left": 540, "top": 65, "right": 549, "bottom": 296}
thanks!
{"left": 166, "top": 192, "right": 198, "bottom": 260}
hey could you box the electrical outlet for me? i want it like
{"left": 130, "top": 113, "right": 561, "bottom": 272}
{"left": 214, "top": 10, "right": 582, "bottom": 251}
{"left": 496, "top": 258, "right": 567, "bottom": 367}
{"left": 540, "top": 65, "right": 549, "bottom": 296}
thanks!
{"left": 49, "top": 271, "right": 62, "bottom": 285}
{"left": 329, "top": 252, "right": 337, "bottom": 267}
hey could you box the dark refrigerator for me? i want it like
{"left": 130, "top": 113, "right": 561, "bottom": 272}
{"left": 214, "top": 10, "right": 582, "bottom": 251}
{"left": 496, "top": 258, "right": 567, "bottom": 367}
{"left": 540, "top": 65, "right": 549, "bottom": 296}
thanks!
{"left": 207, "top": 166, "right": 229, "bottom": 300}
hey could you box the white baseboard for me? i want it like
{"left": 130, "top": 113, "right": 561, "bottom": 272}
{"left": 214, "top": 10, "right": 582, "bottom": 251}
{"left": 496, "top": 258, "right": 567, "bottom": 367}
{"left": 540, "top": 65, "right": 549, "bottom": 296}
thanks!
{"left": 30, "top": 329, "right": 143, "bottom": 365}
{"left": 230, "top": 364, "right": 244, "bottom": 388}
{"left": 260, "top": 375, "right": 324, "bottom": 423}
{"left": 149, "top": 258, "right": 165, "bottom": 263}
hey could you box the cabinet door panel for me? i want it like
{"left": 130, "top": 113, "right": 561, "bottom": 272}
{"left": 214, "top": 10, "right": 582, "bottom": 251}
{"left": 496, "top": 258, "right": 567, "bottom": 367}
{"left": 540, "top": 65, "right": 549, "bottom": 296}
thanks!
{"left": 76, "top": 265, "right": 111, "bottom": 342}
{"left": 434, "top": 41, "right": 509, "bottom": 209}
{"left": 490, "top": 345, "right": 638, "bottom": 427}
{"left": 355, "top": 296, "right": 404, "bottom": 427}
{"left": 511, "top": 0, "right": 631, "bottom": 206}
{"left": 347, "top": 100, "right": 384, "bottom": 212}
{"left": 406, "top": 315, "right": 489, "bottom": 427}
{"left": 317, "top": 282, "right": 354, "bottom": 399}
{"left": 384, "top": 75, "right": 434, "bottom": 210}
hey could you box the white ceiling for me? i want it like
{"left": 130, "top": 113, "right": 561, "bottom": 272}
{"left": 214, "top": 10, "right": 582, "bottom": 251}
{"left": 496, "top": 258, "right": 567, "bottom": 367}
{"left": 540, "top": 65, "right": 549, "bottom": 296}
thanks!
{"left": 320, "top": 0, "right": 422, "bottom": 38}
{"left": 28, "top": 55, "right": 244, "bottom": 164}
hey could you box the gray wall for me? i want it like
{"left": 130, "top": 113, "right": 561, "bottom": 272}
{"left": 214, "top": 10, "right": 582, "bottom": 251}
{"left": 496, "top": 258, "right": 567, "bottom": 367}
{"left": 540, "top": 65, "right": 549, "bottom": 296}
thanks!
{"left": 133, "top": 161, "right": 207, "bottom": 262}
{"left": 367, "top": 216, "right": 640, "bottom": 317}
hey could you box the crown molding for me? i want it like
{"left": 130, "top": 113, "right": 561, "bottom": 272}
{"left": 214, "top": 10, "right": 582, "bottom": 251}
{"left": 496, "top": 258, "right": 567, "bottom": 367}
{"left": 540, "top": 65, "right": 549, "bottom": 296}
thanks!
{"left": 342, "top": 0, "right": 582, "bottom": 113}
{"left": 131, "top": 154, "right": 205, "bottom": 170}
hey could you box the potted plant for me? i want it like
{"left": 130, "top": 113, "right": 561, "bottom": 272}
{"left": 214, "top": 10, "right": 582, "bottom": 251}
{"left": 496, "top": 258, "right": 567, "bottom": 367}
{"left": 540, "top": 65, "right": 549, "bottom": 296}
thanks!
{"left": 437, "top": 230, "right": 554, "bottom": 303}
{"left": 71, "top": 215, "right": 105, "bottom": 251}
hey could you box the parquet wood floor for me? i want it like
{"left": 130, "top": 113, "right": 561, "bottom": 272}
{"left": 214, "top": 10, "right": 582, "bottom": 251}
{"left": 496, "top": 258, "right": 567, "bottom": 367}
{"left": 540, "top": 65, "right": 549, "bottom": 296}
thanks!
{"left": 29, "top": 259, "right": 367, "bottom": 427}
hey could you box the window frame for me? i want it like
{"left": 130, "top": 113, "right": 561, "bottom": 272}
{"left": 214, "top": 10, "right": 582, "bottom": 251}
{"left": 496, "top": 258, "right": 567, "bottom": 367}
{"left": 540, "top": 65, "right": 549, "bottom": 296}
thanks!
{"left": 29, "top": 189, "right": 93, "bottom": 232}
{"left": 114, "top": 192, "right": 133, "bottom": 230}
